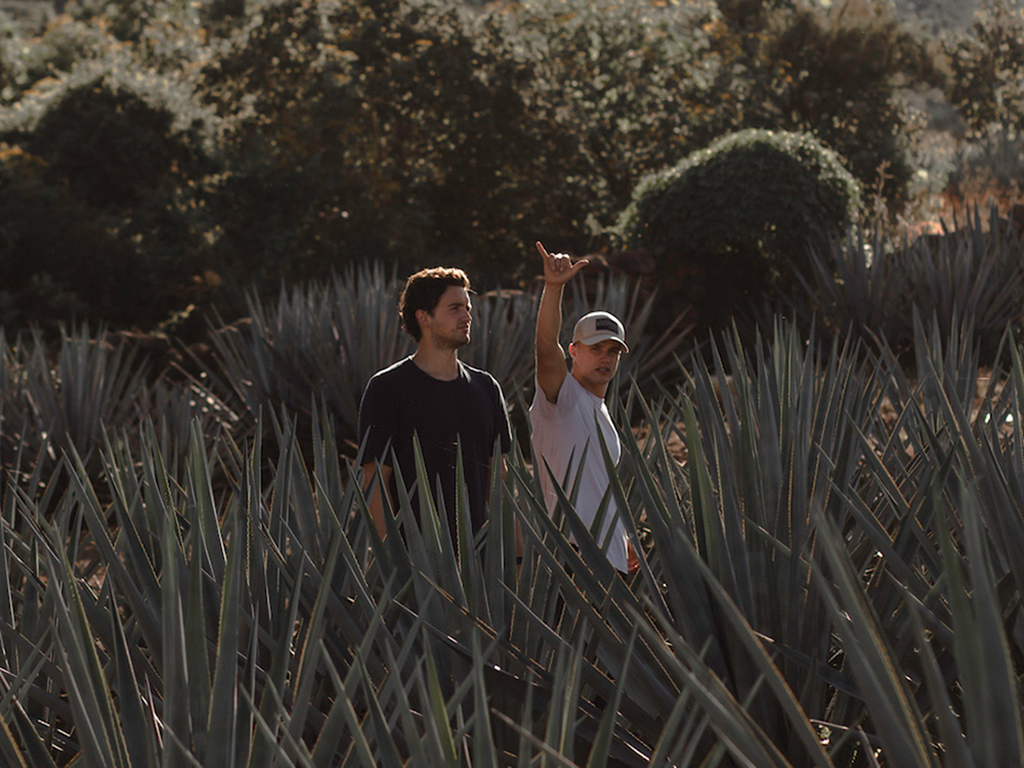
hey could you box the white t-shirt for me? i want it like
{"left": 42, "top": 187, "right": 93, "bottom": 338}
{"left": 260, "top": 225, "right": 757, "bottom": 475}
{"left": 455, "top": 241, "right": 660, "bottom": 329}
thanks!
{"left": 529, "top": 373, "right": 630, "bottom": 572}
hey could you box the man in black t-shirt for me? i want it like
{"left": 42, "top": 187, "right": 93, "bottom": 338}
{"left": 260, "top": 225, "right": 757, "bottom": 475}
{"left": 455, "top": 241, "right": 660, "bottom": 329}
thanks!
{"left": 358, "top": 267, "right": 513, "bottom": 539}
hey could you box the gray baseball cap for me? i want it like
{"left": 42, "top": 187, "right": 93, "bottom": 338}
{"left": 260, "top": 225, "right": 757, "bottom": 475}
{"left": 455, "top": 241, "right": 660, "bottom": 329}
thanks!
{"left": 571, "top": 311, "right": 628, "bottom": 352}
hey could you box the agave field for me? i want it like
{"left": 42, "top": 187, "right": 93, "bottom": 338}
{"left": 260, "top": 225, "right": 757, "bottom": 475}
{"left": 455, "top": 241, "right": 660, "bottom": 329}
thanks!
{"left": 2, "top": 244, "right": 1024, "bottom": 766}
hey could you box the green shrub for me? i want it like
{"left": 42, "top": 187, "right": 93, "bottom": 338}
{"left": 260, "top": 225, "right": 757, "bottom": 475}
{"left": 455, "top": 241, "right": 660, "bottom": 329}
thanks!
{"left": 0, "top": 0, "right": 950, "bottom": 333}
{"left": 0, "top": 325, "right": 235, "bottom": 479}
{"left": 10, "top": 80, "right": 205, "bottom": 207}
{"left": 941, "top": 1, "right": 1024, "bottom": 201}
{"left": 614, "top": 128, "right": 861, "bottom": 333}
{"left": 484, "top": 0, "right": 720, "bottom": 251}
{"left": 0, "top": 10, "right": 23, "bottom": 101}
{"left": 0, "top": 146, "right": 153, "bottom": 329}
{"left": 71, "top": 0, "right": 209, "bottom": 68}
{"left": 0, "top": 15, "right": 126, "bottom": 103}
{"left": 0, "top": 64, "right": 222, "bottom": 331}
{"left": 943, "top": 0, "right": 1024, "bottom": 138}
{"left": 195, "top": 0, "right": 548, "bottom": 288}
{"left": 707, "top": 0, "right": 943, "bottom": 215}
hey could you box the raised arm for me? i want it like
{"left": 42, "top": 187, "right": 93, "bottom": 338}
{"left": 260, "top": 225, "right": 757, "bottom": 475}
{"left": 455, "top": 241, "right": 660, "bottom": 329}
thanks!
{"left": 535, "top": 241, "right": 588, "bottom": 403}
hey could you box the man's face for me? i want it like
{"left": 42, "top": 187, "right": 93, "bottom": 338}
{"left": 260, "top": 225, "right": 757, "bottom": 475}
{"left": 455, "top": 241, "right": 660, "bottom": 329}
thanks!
{"left": 420, "top": 285, "right": 472, "bottom": 349}
{"left": 570, "top": 339, "right": 624, "bottom": 388}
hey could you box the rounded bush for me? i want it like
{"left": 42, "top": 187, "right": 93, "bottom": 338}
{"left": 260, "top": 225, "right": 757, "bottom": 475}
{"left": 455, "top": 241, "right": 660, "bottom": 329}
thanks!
{"left": 15, "top": 79, "right": 205, "bottom": 208}
{"left": 614, "top": 128, "right": 861, "bottom": 331}
{"left": 0, "top": 70, "right": 216, "bottom": 332}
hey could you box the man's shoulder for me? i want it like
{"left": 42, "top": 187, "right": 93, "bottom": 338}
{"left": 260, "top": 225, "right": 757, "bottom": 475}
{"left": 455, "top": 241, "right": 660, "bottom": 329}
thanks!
{"left": 533, "top": 370, "right": 582, "bottom": 408}
{"left": 367, "top": 357, "right": 416, "bottom": 386}
{"left": 458, "top": 361, "right": 502, "bottom": 389}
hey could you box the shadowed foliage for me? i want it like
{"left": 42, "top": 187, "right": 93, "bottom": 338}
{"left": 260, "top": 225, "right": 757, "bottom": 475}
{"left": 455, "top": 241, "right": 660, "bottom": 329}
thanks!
{"left": 614, "top": 128, "right": 862, "bottom": 333}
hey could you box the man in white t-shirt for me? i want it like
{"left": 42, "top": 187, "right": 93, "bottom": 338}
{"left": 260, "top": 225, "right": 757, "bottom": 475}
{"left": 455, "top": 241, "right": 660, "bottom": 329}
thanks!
{"left": 529, "top": 241, "right": 638, "bottom": 574}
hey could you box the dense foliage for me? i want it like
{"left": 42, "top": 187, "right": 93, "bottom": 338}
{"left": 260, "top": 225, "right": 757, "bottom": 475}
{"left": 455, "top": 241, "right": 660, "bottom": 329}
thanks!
{"left": 942, "top": 0, "right": 1024, "bottom": 200}
{"left": 0, "top": 211, "right": 1022, "bottom": 764}
{"left": 943, "top": 0, "right": 1024, "bottom": 137}
{"left": 0, "top": 70, "right": 214, "bottom": 330}
{"left": 709, "top": 0, "right": 942, "bottom": 213}
{"left": 0, "top": 0, "right": 993, "bottom": 335}
{"left": 614, "top": 128, "right": 862, "bottom": 332}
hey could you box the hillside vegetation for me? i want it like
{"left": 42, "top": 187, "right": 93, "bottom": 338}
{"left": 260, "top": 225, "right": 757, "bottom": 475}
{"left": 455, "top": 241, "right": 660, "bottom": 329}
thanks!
{"left": 0, "top": 0, "right": 1019, "bottom": 336}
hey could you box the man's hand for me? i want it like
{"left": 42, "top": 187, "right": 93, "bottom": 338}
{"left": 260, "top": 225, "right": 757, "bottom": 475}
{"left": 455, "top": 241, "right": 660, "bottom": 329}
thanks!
{"left": 536, "top": 241, "right": 588, "bottom": 286}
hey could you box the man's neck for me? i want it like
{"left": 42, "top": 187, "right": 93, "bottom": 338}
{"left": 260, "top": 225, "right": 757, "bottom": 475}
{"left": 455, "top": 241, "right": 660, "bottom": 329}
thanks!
{"left": 572, "top": 369, "right": 608, "bottom": 399}
{"left": 412, "top": 343, "right": 460, "bottom": 381}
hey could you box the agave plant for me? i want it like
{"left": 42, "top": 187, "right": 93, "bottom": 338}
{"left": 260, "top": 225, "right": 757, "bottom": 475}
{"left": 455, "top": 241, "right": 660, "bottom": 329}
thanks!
{"left": 801, "top": 203, "right": 1024, "bottom": 359}
{"left": 632, "top": 314, "right": 1024, "bottom": 767}
{"left": 204, "top": 264, "right": 427, "bottom": 448}
{"left": 0, "top": 325, "right": 235, "bottom": 481}
{"left": 3, "top": 313, "right": 1024, "bottom": 767}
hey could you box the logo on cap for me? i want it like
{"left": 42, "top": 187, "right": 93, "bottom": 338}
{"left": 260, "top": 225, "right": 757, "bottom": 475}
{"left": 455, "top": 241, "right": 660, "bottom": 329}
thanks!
{"left": 572, "top": 311, "right": 629, "bottom": 352}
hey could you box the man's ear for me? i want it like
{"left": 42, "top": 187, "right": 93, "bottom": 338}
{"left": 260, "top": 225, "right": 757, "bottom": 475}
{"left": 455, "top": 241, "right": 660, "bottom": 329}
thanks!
{"left": 416, "top": 307, "right": 431, "bottom": 331}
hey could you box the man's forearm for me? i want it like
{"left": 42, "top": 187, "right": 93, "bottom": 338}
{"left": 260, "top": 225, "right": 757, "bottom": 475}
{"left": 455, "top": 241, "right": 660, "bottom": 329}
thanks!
{"left": 535, "top": 282, "right": 569, "bottom": 402}
{"left": 362, "top": 463, "right": 392, "bottom": 539}
{"left": 536, "top": 282, "right": 564, "bottom": 357}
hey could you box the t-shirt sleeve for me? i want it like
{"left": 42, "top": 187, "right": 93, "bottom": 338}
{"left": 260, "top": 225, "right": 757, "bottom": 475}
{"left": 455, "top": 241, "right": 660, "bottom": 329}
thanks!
{"left": 530, "top": 374, "right": 576, "bottom": 421}
{"left": 358, "top": 374, "right": 396, "bottom": 466}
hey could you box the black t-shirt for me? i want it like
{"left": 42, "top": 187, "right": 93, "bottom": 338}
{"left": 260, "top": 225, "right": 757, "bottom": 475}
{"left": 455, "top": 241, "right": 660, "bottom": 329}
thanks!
{"left": 358, "top": 357, "right": 512, "bottom": 533}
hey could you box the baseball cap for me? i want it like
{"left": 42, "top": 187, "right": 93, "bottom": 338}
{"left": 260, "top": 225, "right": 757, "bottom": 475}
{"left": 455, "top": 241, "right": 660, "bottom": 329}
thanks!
{"left": 571, "top": 311, "right": 629, "bottom": 352}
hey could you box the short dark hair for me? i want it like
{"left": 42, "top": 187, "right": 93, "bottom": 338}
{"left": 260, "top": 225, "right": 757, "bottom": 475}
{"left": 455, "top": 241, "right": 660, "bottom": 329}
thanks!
{"left": 399, "top": 267, "right": 471, "bottom": 341}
